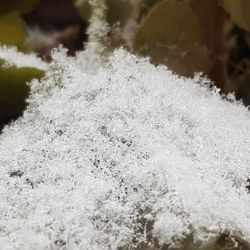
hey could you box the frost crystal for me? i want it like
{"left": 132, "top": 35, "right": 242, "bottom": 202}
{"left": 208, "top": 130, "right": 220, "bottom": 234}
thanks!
{"left": 0, "top": 48, "right": 250, "bottom": 249}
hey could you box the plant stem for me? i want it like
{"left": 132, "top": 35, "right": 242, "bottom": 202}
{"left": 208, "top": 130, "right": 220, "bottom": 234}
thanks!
{"left": 86, "top": 0, "right": 109, "bottom": 54}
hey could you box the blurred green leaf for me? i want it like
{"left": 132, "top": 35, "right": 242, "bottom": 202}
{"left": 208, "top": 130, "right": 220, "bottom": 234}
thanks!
{"left": 0, "top": 0, "right": 40, "bottom": 16}
{"left": 133, "top": 0, "right": 211, "bottom": 77}
{"left": 0, "top": 14, "right": 26, "bottom": 50}
{"left": 221, "top": 0, "right": 250, "bottom": 32}
{"left": 0, "top": 59, "right": 44, "bottom": 128}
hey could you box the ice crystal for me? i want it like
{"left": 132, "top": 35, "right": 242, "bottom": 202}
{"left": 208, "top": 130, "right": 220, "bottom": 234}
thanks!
{"left": 0, "top": 47, "right": 250, "bottom": 249}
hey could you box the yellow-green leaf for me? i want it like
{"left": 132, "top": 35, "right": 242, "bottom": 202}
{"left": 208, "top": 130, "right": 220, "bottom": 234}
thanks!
{"left": 0, "top": 59, "right": 44, "bottom": 128}
{"left": 0, "top": 14, "right": 26, "bottom": 50}
{"left": 221, "top": 0, "right": 250, "bottom": 31}
{"left": 0, "top": 0, "right": 40, "bottom": 16}
{"left": 133, "top": 0, "right": 211, "bottom": 77}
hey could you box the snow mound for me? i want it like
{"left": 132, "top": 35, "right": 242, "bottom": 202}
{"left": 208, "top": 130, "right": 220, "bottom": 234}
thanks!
{"left": 0, "top": 48, "right": 250, "bottom": 250}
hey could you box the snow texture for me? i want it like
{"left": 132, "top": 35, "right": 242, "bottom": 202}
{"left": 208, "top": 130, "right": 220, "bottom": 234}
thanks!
{"left": 0, "top": 45, "right": 48, "bottom": 70}
{"left": 0, "top": 47, "right": 250, "bottom": 249}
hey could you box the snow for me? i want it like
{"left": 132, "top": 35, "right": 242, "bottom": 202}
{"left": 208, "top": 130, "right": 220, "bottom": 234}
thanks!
{"left": 0, "top": 47, "right": 250, "bottom": 249}
{"left": 0, "top": 46, "right": 48, "bottom": 70}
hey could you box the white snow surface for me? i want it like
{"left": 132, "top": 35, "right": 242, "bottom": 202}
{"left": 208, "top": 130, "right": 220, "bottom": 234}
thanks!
{"left": 0, "top": 46, "right": 48, "bottom": 70}
{"left": 0, "top": 48, "right": 250, "bottom": 249}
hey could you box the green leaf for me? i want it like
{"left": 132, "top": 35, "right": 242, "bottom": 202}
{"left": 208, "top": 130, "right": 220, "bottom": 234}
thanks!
{"left": 0, "top": 14, "right": 26, "bottom": 50}
{"left": 0, "top": 0, "right": 40, "bottom": 16}
{"left": 133, "top": 0, "right": 211, "bottom": 77}
{"left": 221, "top": 0, "right": 250, "bottom": 31}
{"left": 0, "top": 59, "right": 44, "bottom": 128}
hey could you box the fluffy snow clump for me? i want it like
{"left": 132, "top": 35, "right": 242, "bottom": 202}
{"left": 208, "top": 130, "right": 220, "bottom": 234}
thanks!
{"left": 0, "top": 45, "right": 48, "bottom": 70}
{"left": 0, "top": 48, "right": 250, "bottom": 250}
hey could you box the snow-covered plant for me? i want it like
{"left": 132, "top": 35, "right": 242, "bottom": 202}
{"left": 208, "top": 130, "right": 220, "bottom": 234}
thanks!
{"left": 86, "top": 0, "right": 109, "bottom": 55}
{"left": 1, "top": 1, "right": 250, "bottom": 249}
{"left": 1, "top": 45, "right": 250, "bottom": 249}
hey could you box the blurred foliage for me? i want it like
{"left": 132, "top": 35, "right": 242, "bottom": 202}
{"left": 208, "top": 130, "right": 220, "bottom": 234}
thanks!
{"left": 132, "top": 0, "right": 228, "bottom": 86}
{"left": 0, "top": 0, "right": 40, "bottom": 50}
{"left": 225, "top": 28, "right": 250, "bottom": 105}
{"left": 0, "top": 59, "right": 44, "bottom": 130}
{"left": 0, "top": 0, "right": 40, "bottom": 16}
{"left": 134, "top": 0, "right": 211, "bottom": 77}
{"left": 75, "top": 0, "right": 91, "bottom": 21}
{"left": 188, "top": 0, "right": 227, "bottom": 88}
{"left": 0, "top": 0, "right": 43, "bottom": 129}
{"left": 0, "top": 14, "right": 26, "bottom": 50}
{"left": 221, "top": 0, "right": 250, "bottom": 32}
